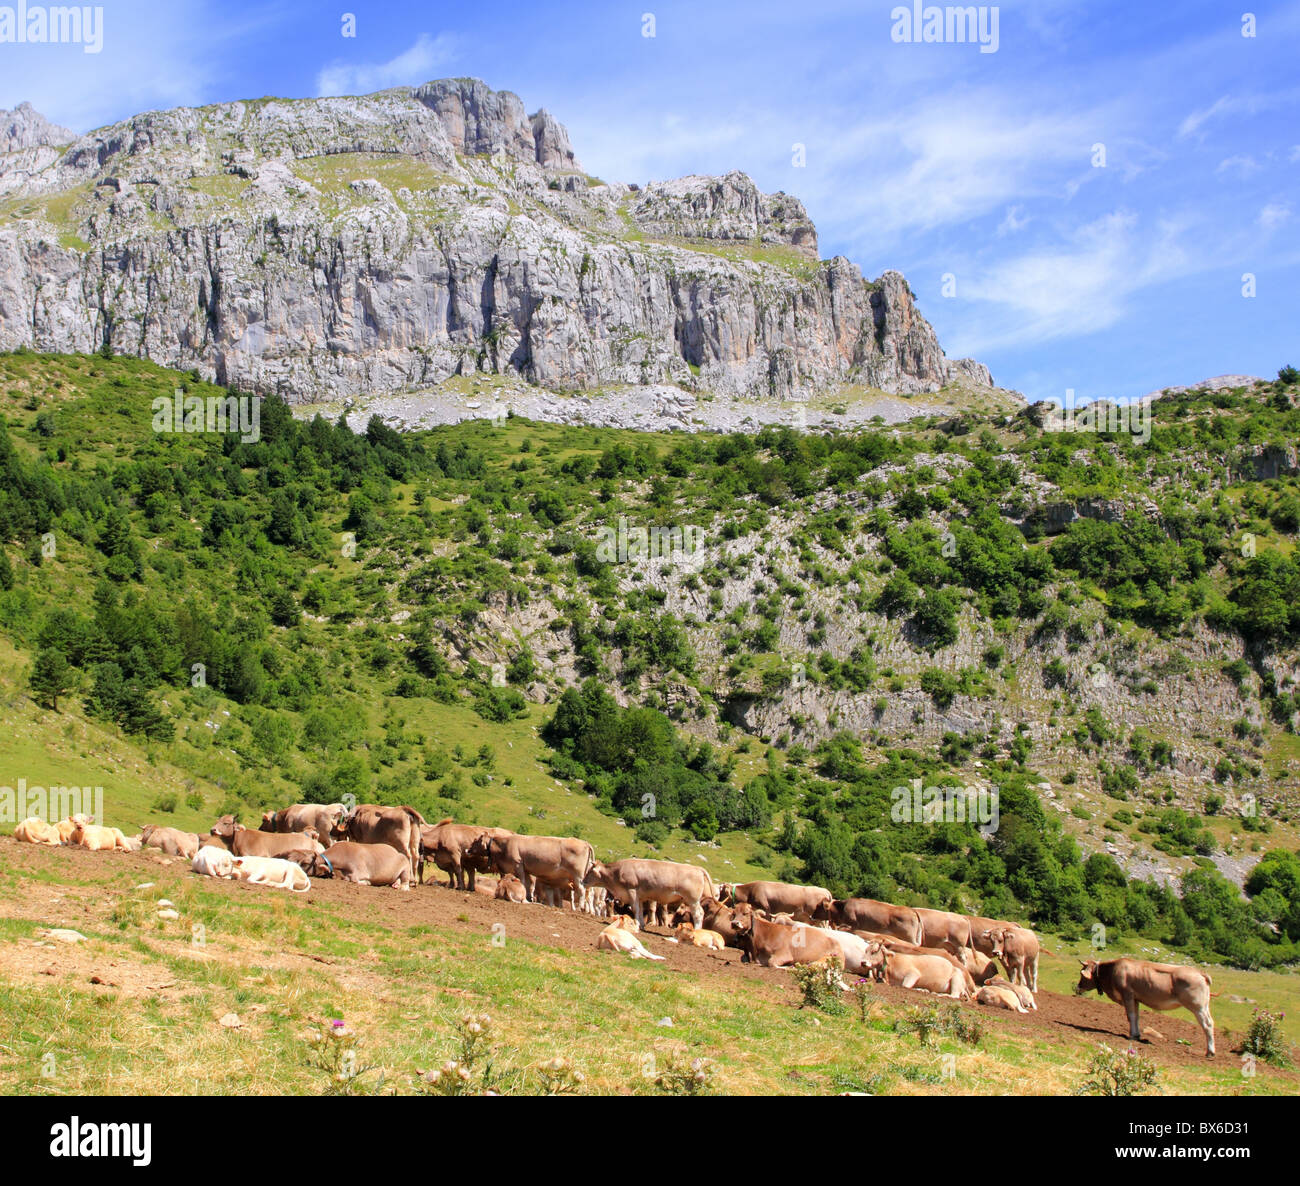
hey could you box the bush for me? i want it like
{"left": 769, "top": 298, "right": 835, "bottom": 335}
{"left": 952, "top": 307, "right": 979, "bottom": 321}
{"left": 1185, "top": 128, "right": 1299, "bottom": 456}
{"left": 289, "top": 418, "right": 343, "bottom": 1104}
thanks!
{"left": 1242, "top": 1007, "right": 1292, "bottom": 1067}
{"left": 1075, "top": 1044, "right": 1158, "bottom": 1096}
{"left": 790, "top": 956, "right": 847, "bottom": 1014}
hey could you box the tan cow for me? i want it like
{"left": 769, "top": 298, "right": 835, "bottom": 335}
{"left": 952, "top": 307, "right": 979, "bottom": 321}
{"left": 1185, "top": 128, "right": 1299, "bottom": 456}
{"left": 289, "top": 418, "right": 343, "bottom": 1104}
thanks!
{"left": 733, "top": 880, "right": 833, "bottom": 923}
{"left": 585, "top": 858, "right": 714, "bottom": 928}
{"left": 675, "top": 922, "right": 726, "bottom": 950}
{"left": 494, "top": 873, "right": 527, "bottom": 902}
{"left": 976, "top": 983, "right": 1027, "bottom": 1012}
{"left": 962, "top": 946, "right": 1001, "bottom": 986}
{"left": 475, "top": 833, "right": 595, "bottom": 909}
{"left": 68, "top": 821, "right": 132, "bottom": 852}
{"left": 915, "top": 907, "right": 973, "bottom": 953}
{"left": 699, "top": 897, "right": 745, "bottom": 949}
{"left": 813, "top": 898, "right": 923, "bottom": 944}
{"left": 138, "top": 825, "right": 200, "bottom": 859}
{"left": 14, "top": 817, "right": 61, "bottom": 845}
{"left": 881, "top": 950, "right": 971, "bottom": 1000}
{"left": 334, "top": 805, "right": 425, "bottom": 879}
{"left": 732, "top": 910, "right": 885, "bottom": 976}
{"left": 966, "top": 913, "right": 1019, "bottom": 956}
{"left": 986, "top": 975, "right": 1036, "bottom": 1011}
{"left": 56, "top": 815, "right": 89, "bottom": 843}
{"left": 860, "top": 934, "right": 976, "bottom": 986}
{"left": 985, "top": 926, "right": 1041, "bottom": 991}
{"left": 230, "top": 855, "right": 311, "bottom": 893}
{"left": 596, "top": 922, "right": 664, "bottom": 960}
{"left": 419, "top": 819, "right": 513, "bottom": 889}
{"left": 211, "top": 818, "right": 321, "bottom": 860}
{"left": 1076, "top": 958, "right": 1215, "bottom": 1056}
{"left": 260, "top": 803, "right": 346, "bottom": 848}
{"left": 308, "top": 842, "right": 413, "bottom": 889}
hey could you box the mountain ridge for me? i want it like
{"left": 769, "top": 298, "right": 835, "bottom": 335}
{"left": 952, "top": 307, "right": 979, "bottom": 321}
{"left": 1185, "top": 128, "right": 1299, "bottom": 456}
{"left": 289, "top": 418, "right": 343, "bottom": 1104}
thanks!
{"left": 0, "top": 80, "right": 999, "bottom": 416}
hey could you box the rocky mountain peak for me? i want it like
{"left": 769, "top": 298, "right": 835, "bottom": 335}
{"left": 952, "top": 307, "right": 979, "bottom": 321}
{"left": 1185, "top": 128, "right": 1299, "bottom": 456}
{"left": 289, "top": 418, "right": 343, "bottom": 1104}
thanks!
{"left": 1, "top": 102, "right": 75, "bottom": 153}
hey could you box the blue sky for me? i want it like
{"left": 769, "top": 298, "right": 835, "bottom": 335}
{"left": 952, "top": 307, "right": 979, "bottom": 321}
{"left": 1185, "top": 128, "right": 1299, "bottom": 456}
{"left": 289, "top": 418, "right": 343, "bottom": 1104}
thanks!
{"left": 2, "top": 0, "right": 1296, "bottom": 402}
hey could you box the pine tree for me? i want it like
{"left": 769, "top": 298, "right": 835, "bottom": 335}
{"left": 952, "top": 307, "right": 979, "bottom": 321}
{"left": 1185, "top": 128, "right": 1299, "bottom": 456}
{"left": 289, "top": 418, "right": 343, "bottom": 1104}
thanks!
{"left": 29, "top": 646, "right": 72, "bottom": 710}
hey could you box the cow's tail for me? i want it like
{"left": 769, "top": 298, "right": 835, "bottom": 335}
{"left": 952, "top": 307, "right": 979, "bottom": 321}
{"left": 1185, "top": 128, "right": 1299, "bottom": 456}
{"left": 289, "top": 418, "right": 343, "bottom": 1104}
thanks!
{"left": 910, "top": 910, "right": 924, "bottom": 947}
{"left": 401, "top": 806, "right": 428, "bottom": 825}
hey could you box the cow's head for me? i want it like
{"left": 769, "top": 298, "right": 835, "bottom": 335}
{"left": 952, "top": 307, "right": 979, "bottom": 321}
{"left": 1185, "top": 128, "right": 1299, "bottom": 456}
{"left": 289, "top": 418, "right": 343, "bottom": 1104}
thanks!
{"left": 210, "top": 815, "right": 240, "bottom": 840}
{"left": 730, "top": 903, "right": 756, "bottom": 938}
{"left": 139, "top": 825, "right": 156, "bottom": 843}
{"left": 1075, "top": 959, "right": 1100, "bottom": 996}
{"left": 259, "top": 811, "right": 278, "bottom": 832}
{"left": 862, "top": 940, "right": 889, "bottom": 981}
{"left": 983, "top": 929, "right": 1006, "bottom": 959}
{"left": 466, "top": 832, "right": 493, "bottom": 861}
{"left": 309, "top": 852, "right": 336, "bottom": 879}
{"left": 812, "top": 898, "right": 838, "bottom": 925}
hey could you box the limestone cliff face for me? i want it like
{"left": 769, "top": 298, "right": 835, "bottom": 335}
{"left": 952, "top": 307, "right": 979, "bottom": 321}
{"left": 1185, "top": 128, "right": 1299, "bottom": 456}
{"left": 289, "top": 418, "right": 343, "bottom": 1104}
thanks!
{"left": 0, "top": 81, "right": 990, "bottom": 403}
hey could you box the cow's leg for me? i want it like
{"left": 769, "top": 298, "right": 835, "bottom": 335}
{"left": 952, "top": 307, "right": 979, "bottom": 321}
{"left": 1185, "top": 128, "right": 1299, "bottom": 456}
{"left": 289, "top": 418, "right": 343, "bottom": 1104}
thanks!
{"left": 1124, "top": 994, "right": 1142, "bottom": 1041}
{"left": 1029, "top": 955, "right": 1039, "bottom": 993}
{"left": 692, "top": 899, "right": 704, "bottom": 929}
{"left": 632, "top": 891, "right": 643, "bottom": 929}
{"left": 1194, "top": 1004, "right": 1215, "bottom": 1056}
{"left": 466, "top": 866, "right": 476, "bottom": 893}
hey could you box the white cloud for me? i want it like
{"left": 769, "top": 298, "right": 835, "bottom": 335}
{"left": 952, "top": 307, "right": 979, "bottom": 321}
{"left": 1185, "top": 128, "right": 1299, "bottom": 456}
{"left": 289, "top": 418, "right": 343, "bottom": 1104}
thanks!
{"left": 1216, "top": 154, "right": 1258, "bottom": 177}
{"left": 316, "top": 33, "right": 458, "bottom": 98}
{"left": 1258, "top": 202, "right": 1291, "bottom": 230}
{"left": 997, "top": 205, "right": 1030, "bottom": 235}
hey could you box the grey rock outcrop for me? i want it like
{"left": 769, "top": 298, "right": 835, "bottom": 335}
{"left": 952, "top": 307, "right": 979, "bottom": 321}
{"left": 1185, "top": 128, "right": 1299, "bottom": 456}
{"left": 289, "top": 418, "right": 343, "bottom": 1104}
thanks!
{"left": 0, "top": 81, "right": 992, "bottom": 406}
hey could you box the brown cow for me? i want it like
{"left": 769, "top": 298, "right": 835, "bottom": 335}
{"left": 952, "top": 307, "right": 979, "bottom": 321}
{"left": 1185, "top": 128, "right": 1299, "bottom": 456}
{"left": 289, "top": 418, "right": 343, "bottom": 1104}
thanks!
{"left": 475, "top": 833, "right": 595, "bottom": 909}
{"left": 260, "top": 803, "right": 345, "bottom": 848}
{"left": 585, "top": 858, "right": 714, "bottom": 929}
{"left": 915, "top": 907, "right": 973, "bottom": 953}
{"left": 420, "top": 819, "right": 513, "bottom": 890}
{"left": 985, "top": 926, "right": 1041, "bottom": 991}
{"left": 494, "top": 873, "right": 527, "bottom": 902}
{"left": 813, "top": 898, "right": 922, "bottom": 944}
{"left": 733, "top": 880, "right": 832, "bottom": 923}
{"left": 211, "top": 817, "right": 321, "bottom": 860}
{"left": 732, "top": 910, "right": 884, "bottom": 976}
{"left": 309, "top": 842, "right": 412, "bottom": 889}
{"left": 1076, "top": 958, "right": 1215, "bottom": 1056}
{"left": 881, "top": 950, "right": 971, "bottom": 999}
{"left": 699, "top": 897, "right": 745, "bottom": 950}
{"left": 335, "top": 805, "right": 425, "bottom": 879}
{"left": 966, "top": 913, "right": 1019, "bottom": 956}
{"left": 138, "top": 825, "right": 200, "bottom": 859}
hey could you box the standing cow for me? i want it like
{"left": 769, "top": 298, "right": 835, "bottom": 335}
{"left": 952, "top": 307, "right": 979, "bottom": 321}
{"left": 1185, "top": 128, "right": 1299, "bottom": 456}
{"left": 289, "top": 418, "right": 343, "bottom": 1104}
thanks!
{"left": 260, "top": 803, "right": 346, "bottom": 848}
{"left": 472, "top": 833, "right": 595, "bottom": 909}
{"left": 733, "top": 880, "right": 832, "bottom": 923}
{"left": 1076, "top": 958, "right": 1215, "bottom": 1057}
{"left": 419, "top": 819, "right": 513, "bottom": 890}
{"left": 585, "top": 858, "right": 714, "bottom": 929}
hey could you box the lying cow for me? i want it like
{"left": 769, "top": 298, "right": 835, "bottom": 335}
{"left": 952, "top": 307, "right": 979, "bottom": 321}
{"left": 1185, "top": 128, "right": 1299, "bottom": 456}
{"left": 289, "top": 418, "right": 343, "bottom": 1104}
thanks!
{"left": 138, "top": 825, "right": 200, "bottom": 859}
{"left": 211, "top": 816, "right": 321, "bottom": 860}
{"left": 585, "top": 857, "right": 713, "bottom": 929}
{"left": 976, "top": 983, "right": 1027, "bottom": 1012}
{"left": 308, "top": 841, "right": 413, "bottom": 889}
{"left": 494, "top": 873, "right": 527, "bottom": 902}
{"left": 230, "top": 855, "right": 310, "bottom": 893}
{"left": 596, "top": 922, "right": 664, "bottom": 960}
{"left": 985, "top": 975, "right": 1035, "bottom": 1011}
{"left": 14, "top": 817, "right": 61, "bottom": 845}
{"left": 260, "top": 803, "right": 345, "bottom": 847}
{"left": 192, "top": 847, "right": 235, "bottom": 878}
{"left": 733, "top": 880, "right": 832, "bottom": 923}
{"left": 880, "top": 950, "right": 971, "bottom": 1000}
{"left": 1076, "top": 958, "right": 1215, "bottom": 1057}
{"left": 334, "top": 805, "right": 425, "bottom": 880}
{"left": 732, "top": 909, "right": 884, "bottom": 976}
{"left": 675, "top": 922, "right": 726, "bottom": 950}
{"left": 813, "top": 897, "right": 922, "bottom": 944}
{"left": 68, "top": 821, "right": 132, "bottom": 852}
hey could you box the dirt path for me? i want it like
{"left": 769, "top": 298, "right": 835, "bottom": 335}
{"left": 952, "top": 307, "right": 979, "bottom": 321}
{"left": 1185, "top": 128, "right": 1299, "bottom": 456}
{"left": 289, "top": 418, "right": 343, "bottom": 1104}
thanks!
{"left": 0, "top": 838, "right": 1249, "bottom": 1071}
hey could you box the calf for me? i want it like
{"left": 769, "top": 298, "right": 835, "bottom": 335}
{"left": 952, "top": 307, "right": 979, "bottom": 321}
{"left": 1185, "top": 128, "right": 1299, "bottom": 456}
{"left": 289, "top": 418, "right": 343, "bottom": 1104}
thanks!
{"left": 881, "top": 951, "right": 971, "bottom": 1000}
{"left": 68, "top": 822, "right": 132, "bottom": 852}
{"left": 494, "top": 874, "right": 527, "bottom": 902}
{"left": 139, "top": 825, "right": 200, "bottom": 859}
{"left": 675, "top": 922, "right": 726, "bottom": 950}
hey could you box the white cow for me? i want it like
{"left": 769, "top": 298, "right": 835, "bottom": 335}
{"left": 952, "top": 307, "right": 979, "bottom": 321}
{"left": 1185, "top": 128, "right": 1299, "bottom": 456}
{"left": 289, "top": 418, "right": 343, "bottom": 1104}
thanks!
{"left": 230, "top": 855, "right": 310, "bottom": 893}
{"left": 192, "top": 847, "right": 235, "bottom": 878}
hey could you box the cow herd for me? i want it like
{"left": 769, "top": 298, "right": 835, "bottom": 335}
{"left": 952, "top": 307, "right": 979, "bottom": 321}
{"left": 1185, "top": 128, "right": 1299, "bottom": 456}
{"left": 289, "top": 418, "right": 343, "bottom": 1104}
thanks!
{"left": 12, "top": 802, "right": 1218, "bottom": 1055}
